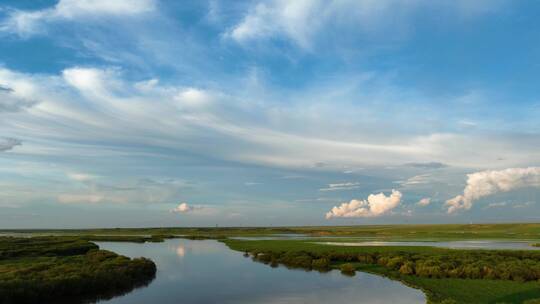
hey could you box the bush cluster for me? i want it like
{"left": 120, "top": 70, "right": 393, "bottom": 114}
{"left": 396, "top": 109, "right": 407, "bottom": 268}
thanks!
{"left": 0, "top": 237, "right": 156, "bottom": 304}
{"left": 247, "top": 247, "right": 540, "bottom": 282}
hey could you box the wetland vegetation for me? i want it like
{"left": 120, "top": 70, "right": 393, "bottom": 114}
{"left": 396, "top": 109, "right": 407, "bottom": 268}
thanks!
{"left": 0, "top": 236, "right": 156, "bottom": 304}
{"left": 4, "top": 222, "right": 540, "bottom": 240}
{"left": 3, "top": 223, "right": 540, "bottom": 303}
{"left": 223, "top": 238, "right": 540, "bottom": 303}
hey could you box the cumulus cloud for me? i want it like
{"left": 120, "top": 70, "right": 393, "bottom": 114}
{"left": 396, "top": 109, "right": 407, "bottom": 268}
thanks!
{"left": 0, "top": 138, "right": 21, "bottom": 152}
{"left": 1, "top": 0, "right": 156, "bottom": 36}
{"left": 319, "top": 182, "right": 360, "bottom": 191}
{"left": 445, "top": 167, "right": 540, "bottom": 213}
{"left": 325, "top": 190, "right": 402, "bottom": 219}
{"left": 417, "top": 197, "right": 431, "bottom": 206}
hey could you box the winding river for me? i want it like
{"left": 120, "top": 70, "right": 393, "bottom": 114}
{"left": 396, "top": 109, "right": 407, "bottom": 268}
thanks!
{"left": 96, "top": 239, "right": 425, "bottom": 304}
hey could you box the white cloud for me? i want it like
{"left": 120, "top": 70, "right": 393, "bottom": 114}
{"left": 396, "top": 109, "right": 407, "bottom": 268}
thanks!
{"left": 225, "top": 0, "right": 505, "bottom": 49}
{"left": 513, "top": 201, "right": 535, "bottom": 209}
{"left": 225, "top": 0, "right": 318, "bottom": 49}
{"left": 1, "top": 0, "right": 156, "bottom": 36}
{"left": 0, "top": 84, "right": 36, "bottom": 112}
{"left": 325, "top": 189, "right": 402, "bottom": 219}
{"left": 397, "top": 174, "right": 432, "bottom": 187}
{"left": 174, "top": 88, "right": 214, "bottom": 108}
{"left": 54, "top": 0, "right": 155, "bottom": 18}
{"left": 417, "top": 197, "right": 431, "bottom": 206}
{"left": 319, "top": 182, "right": 360, "bottom": 191}
{"left": 171, "top": 202, "right": 214, "bottom": 215}
{"left": 1, "top": 66, "right": 540, "bottom": 175}
{"left": 172, "top": 202, "right": 192, "bottom": 213}
{"left": 445, "top": 167, "right": 540, "bottom": 213}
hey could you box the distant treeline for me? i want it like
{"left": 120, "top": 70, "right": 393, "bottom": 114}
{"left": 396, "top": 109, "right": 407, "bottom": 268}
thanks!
{"left": 0, "top": 237, "right": 156, "bottom": 304}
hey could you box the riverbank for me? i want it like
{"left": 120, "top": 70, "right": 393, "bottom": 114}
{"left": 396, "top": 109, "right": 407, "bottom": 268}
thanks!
{"left": 223, "top": 238, "right": 540, "bottom": 304}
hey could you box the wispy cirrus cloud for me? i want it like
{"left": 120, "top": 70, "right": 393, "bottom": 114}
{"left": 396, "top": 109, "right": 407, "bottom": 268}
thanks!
{"left": 404, "top": 162, "right": 447, "bottom": 169}
{"left": 0, "top": 84, "right": 36, "bottom": 112}
{"left": 1, "top": 66, "right": 539, "bottom": 173}
{"left": 1, "top": 0, "right": 156, "bottom": 37}
{"left": 225, "top": 0, "right": 507, "bottom": 49}
{"left": 319, "top": 182, "right": 360, "bottom": 192}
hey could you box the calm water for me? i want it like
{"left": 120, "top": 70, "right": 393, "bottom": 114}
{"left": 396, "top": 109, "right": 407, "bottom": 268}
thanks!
{"left": 96, "top": 239, "right": 425, "bottom": 304}
{"left": 316, "top": 240, "right": 540, "bottom": 250}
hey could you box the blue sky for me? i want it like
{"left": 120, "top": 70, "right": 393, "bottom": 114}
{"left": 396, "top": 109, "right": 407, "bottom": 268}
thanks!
{"left": 0, "top": 0, "right": 539, "bottom": 228}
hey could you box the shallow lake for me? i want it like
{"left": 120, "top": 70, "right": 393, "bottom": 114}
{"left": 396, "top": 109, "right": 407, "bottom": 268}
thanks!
{"left": 96, "top": 239, "right": 425, "bottom": 304}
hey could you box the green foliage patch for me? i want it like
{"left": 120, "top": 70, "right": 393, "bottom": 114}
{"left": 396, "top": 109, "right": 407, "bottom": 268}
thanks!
{"left": 224, "top": 239, "right": 540, "bottom": 303}
{"left": 0, "top": 237, "right": 156, "bottom": 304}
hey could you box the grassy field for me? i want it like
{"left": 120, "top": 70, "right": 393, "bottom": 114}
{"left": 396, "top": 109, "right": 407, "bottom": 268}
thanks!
{"left": 223, "top": 238, "right": 540, "bottom": 304}
{"left": 3, "top": 222, "right": 540, "bottom": 240}
{"left": 0, "top": 236, "right": 156, "bottom": 304}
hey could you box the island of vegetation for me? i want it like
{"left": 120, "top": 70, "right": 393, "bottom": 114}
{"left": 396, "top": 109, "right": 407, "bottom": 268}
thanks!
{"left": 0, "top": 236, "right": 156, "bottom": 304}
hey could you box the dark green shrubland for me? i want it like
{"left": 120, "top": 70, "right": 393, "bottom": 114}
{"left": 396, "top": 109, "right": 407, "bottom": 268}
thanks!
{"left": 0, "top": 237, "right": 156, "bottom": 304}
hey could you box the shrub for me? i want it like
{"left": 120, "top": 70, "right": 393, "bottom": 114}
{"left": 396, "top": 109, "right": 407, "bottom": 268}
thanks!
{"left": 340, "top": 263, "right": 356, "bottom": 276}
{"left": 312, "top": 258, "right": 330, "bottom": 270}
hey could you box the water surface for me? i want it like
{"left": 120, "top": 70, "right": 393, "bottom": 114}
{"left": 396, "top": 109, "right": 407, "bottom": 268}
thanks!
{"left": 96, "top": 239, "right": 425, "bottom": 304}
{"left": 316, "top": 240, "right": 540, "bottom": 250}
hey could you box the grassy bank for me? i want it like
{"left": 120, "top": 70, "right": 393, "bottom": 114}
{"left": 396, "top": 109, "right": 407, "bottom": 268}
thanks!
{"left": 0, "top": 236, "right": 156, "bottom": 304}
{"left": 3, "top": 222, "right": 540, "bottom": 240}
{"left": 223, "top": 239, "right": 540, "bottom": 303}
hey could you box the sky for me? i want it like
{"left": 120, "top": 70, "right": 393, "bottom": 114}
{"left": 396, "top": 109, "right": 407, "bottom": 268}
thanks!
{"left": 0, "top": 0, "right": 539, "bottom": 228}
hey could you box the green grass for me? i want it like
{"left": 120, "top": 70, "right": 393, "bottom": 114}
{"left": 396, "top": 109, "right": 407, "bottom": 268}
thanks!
{"left": 357, "top": 264, "right": 540, "bottom": 304}
{"left": 223, "top": 239, "right": 540, "bottom": 304}
{"left": 0, "top": 236, "right": 156, "bottom": 304}
{"left": 3, "top": 222, "right": 540, "bottom": 240}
